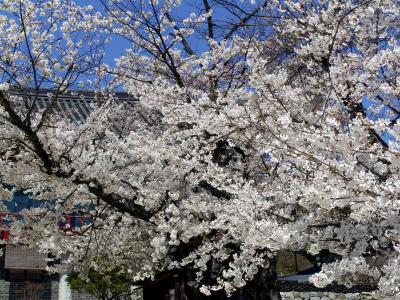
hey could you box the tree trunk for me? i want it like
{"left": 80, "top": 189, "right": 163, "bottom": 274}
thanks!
{"left": 241, "top": 268, "right": 282, "bottom": 300}
{"left": 143, "top": 266, "right": 281, "bottom": 300}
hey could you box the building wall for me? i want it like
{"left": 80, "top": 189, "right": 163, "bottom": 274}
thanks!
{"left": 0, "top": 251, "right": 96, "bottom": 300}
{"left": 0, "top": 245, "right": 97, "bottom": 300}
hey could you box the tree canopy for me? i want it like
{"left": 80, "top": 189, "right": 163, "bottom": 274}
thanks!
{"left": 0, "top": 0, "right": 399, "bottom": 298}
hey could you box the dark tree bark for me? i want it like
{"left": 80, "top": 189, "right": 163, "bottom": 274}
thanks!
{"left": 241, "top": 268, "right": 282, "bottom": 300}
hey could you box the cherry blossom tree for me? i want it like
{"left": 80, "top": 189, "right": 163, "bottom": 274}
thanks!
{"left": 0, "top": 0, "right": 399, "bottom": 299}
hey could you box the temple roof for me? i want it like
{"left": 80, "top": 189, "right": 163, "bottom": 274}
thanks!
{"left": 9, "top": 89, "right": 138, "bottom": 124}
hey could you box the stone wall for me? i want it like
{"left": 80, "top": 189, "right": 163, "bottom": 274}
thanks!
{"left": 0, "top": 280, "right": 10, "bottom": 300}
{"left": 281, "top": 291, "right": 376, "bottom": 300}
{"left": 8, "top": 281, "right": 52, "bottom": 300}
{"left": 72, "top": 290, "right": 100, "bottom": 300}
{"left": 0, "top": 279, "right": 98, "bottom": 300}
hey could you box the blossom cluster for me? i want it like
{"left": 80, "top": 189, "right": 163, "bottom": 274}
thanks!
{"left": 0, "top": 0, "right": 399, "bottom": 297}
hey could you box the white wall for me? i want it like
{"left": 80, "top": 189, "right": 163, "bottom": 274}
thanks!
{"left": 58, "top": 274, "right": 72, "bottom": 300}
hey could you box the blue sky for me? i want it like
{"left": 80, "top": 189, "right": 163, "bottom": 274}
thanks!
{"left": 77, "top": 0, "right": 262, "bottom": 66}
{"left": 76, "top": 0, "right": 131, "bottom": 66}
{"left": 78, "top": 0, "right": 205, "bottom": 66}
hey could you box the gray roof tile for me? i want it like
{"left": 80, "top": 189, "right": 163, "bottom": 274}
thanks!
{"left": 10, "top": 89, "right": 138, "bottom": 124}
